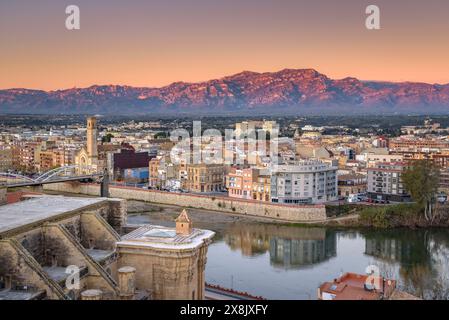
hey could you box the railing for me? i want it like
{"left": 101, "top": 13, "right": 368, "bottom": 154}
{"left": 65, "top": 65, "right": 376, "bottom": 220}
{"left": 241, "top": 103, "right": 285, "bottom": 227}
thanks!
{"left": 0, "top": 165, "right": 103, "bottom": 187}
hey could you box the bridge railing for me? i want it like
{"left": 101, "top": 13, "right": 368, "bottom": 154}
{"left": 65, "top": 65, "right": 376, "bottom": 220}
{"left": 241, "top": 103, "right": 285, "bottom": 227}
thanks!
{"left": 0, "top": 165, "right": 103, "bottom": 187}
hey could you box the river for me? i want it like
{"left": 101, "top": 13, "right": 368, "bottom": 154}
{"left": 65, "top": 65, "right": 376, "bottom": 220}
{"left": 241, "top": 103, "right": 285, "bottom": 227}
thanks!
{"left": 126, "top": 202, "right": 449, "bottom": 300}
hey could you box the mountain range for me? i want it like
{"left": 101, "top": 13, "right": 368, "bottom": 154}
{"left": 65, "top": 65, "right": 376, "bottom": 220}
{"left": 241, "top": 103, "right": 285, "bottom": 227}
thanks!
{"left": 2, "top": 68, "right": 449, "bottom": 115}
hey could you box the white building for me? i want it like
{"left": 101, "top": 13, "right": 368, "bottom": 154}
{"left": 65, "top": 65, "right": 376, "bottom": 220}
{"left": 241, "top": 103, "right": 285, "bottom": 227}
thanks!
{"left": 270, "top": 160, "right": 338, "bottom": 205}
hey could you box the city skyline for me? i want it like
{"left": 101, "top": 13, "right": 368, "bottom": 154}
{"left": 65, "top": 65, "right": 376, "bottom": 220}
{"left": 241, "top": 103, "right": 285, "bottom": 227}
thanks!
{"left": 1, "top": 0, "right": 449, "bottom": 90}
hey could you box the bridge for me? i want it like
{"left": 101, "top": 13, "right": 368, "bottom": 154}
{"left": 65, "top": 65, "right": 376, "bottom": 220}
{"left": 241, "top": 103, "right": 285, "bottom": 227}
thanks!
{"left": 0, "top": 165, "right": 104, "bottom": 189}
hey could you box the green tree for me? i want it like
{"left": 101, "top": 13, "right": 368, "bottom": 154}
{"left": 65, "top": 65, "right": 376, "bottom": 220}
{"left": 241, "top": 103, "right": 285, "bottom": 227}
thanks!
{"left": 402, "top": 160, "right": 440, "bottom": 222}
{"left": 154, "top": 132, "right": 167, "bottom": 139}
{"left": 102, "top": 133, "right": 114, "bottom": 143}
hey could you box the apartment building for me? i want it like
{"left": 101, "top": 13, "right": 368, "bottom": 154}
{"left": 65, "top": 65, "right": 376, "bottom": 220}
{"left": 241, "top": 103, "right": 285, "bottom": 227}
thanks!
{"left": 270, "top": 160, "right": 338, "bottom": 205}
{"left": 367, "top": 162, "right": 411, "bottom": 202}
{"left": 148, "top": 155, "right": 177, "bottom": 188}
{"left": 389, "top": 137, "right": 449, "bottom": 152}
{"left": 252, "top": 169, "right": 271, "bottom": 202}
{"left": 12, "top": 141, "right": 42, "bottom": 172}
{"left": 366, "top": 154, "right": 404, "bottom": 168}
{"left": 0, "top": 148, "right": 13, "bottom": 171}
{"left": 439, "top": 168, "right": 449, "bottom": 193}
{"left": 38, "top": 150, "right": 58, "bottom": 172}
{"left": 226, "top": 167, "right": 271, "bottom": 201}
{"left": 186, "top": 163, "right": 225, "bottom": 193}
{"left": 338, "top": 174, "right": 367, "bottom": 197}
{"left": 226, "top": 167, "right": 255, "bottom": 200}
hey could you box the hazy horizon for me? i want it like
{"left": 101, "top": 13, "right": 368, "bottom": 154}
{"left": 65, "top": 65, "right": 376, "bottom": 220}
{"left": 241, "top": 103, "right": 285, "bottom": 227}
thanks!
{"left": 2, "top": 67, "right": 449, "bottom": 92}
{"left": 2, "top": 0, "right": 449, "bottom": 90}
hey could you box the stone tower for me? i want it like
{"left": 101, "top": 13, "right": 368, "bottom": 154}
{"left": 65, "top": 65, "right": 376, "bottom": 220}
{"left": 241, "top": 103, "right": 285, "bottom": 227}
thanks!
{"left": 86, "top": 116, "right": 98, "bottom": 159}
{"left": 176, "top": 209, "right": 192, "bottom": 235}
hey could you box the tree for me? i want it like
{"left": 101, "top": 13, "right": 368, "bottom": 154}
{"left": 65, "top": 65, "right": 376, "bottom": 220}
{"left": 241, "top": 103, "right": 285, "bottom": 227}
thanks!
{"left": 102, "top": 133, "right": 114, "bottom": 143}
{"left": 154, "top": 132, "right": 167, "bottom": 139}
{"left": 402, "top": 160, "right": 440, "bottom": 222}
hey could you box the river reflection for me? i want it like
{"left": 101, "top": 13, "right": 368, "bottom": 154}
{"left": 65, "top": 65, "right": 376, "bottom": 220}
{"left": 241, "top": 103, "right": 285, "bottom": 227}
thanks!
{"left": 223, "top": 224, "right": 337, "bottom": 269}
{"left": 207, "top": 224, "right": 449, "bottom": 300}
{"left": 127, "top": 212, "right": 449, "bottom": 300}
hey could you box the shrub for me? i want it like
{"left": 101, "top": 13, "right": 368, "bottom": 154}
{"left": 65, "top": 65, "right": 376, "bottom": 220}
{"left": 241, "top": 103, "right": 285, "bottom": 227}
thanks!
{"left": 359, "top": 204, "right": 420, "bottom": 228}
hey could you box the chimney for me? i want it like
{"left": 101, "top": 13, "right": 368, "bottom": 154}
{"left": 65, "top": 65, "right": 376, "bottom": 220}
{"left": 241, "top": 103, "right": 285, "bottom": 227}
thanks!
{"left": 175, "top": 209, "right": 193, "bottom": 235}
{"left": 118, "top": 266, "right": 136, "bottom": 300}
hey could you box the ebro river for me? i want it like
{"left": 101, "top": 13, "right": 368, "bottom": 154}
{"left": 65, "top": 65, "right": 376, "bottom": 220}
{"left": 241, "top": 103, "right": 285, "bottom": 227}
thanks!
{"left": 127, "top": 202, "right": 449, "bottom": 300}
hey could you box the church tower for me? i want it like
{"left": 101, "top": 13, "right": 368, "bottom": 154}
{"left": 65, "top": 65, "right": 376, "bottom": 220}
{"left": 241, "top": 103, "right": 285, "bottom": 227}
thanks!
{"left": 86, "top": 116, "right": 98, "bottom": 159}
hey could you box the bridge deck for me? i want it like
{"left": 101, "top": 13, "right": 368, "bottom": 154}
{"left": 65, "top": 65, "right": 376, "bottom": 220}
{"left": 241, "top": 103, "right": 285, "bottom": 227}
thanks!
{"left": 1, "top": 174, "right": 102, "bottom": 188}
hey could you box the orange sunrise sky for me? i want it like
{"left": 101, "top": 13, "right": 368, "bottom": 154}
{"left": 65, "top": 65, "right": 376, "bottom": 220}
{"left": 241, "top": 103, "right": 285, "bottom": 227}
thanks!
{"left": 1, "top": 0, "right": 449, "bottom": 90}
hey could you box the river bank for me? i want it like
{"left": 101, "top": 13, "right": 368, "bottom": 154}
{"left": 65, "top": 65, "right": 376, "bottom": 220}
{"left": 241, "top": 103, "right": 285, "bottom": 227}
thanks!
{"left": 321, "top": 203, "right": 449, "bottom": 229}
{"left": 37, "top": 185, "right": 449, "bottom": 229}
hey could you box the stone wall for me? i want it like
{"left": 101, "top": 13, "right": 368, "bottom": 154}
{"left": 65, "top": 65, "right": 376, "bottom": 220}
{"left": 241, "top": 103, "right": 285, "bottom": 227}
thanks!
{"left": 44, "top": 183, "right": 327, "bottom": 222}
{"left": 0, "top": 240, "right": 65, "bottom": 299}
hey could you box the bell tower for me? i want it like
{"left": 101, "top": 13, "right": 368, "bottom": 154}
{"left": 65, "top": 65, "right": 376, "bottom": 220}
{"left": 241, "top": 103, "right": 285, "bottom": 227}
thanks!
{"left": 86, "top": 116, "right": 98, "bottom": 159}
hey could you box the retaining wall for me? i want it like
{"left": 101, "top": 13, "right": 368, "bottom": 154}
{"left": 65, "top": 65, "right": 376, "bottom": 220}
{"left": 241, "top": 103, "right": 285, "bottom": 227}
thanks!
{"left": 43, "top": 182, "right": 327, "bottom": 222}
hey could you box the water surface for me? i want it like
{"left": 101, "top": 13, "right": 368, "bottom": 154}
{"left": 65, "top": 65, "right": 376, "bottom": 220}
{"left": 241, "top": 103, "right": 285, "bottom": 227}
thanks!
{"left": 128, "top": 210, "right": 449, "bottom": 300}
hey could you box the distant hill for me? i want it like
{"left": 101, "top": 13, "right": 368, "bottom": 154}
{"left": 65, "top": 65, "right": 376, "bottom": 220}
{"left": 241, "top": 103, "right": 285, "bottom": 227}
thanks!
{"left": 2, "top": 69, "right": 449, "bottom": 115}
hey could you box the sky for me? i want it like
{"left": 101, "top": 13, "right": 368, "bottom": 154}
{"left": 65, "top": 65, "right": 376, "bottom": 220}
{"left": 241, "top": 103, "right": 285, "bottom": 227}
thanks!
{"left": 1, "top": 0, "right": 449, "bottom": 90}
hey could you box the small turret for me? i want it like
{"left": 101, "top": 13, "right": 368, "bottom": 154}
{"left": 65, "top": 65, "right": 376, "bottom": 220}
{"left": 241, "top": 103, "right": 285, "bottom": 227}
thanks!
{"left": 176, "top": 209, "right": 192, "bottom": 235}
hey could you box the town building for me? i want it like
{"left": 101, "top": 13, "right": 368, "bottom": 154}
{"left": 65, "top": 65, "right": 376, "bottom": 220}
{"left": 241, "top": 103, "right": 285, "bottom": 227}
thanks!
{"left": 0, "top": 148, "right": 13, "bottom": 172}
{"left": 270, "top": 160, "right": 338, "bottom": 204}
{"left": 337, "top": 174, "right": 367, "bottom": 197}
{"left": 389, "top": 137, "right": 449, "bottom": 152}
{"left": 107, "top": 145, "right": 151, "bottom": 182}
{"left": 366, "top": 154, "right": 404, "bottom": 168}
{"left": 226, "top": 167, "right": 255, "bottom": 200}
{"left": 186, "top": 163, "right": 225, "bottom": 193}
{"left": 12, "top": 141, "right": 42, "bottom": 173}
{"left": 251, "top": 169, "right": 271, "bottom": 202}
{"left": 226, "top": 167, "right": 271, "bottom": 201}
{"left": 235, "top": 120, "right": 278, "bottom": 137}
{"left": 367, "top": 162, "right": 411, "bottom": 202}
{"left": 148, "top": 155, "right": 178, "bottom": 189}
{"left": 318, "top": 272, "right": 396, "bottom": 300}
{"left": 439, "top": 168, "right": 449, "bottom": 193}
